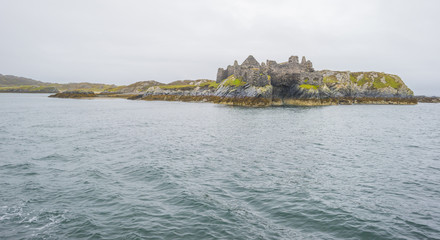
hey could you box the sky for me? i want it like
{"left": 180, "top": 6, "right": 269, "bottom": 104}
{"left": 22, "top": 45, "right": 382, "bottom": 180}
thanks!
{"left": 0, "top": 0, "right": 439, "bottom": 95}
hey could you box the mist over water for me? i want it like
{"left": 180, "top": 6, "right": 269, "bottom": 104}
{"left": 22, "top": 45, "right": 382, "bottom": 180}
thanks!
{"left": 1, "top": 93, "right": 439, "bottom": 239}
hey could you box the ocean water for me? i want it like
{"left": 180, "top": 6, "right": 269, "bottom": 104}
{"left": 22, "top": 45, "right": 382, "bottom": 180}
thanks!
{"left": 0, "top": 93, "right": 439, "bottom": 240}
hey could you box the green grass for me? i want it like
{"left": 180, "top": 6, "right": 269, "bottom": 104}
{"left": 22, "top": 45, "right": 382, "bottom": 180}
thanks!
{"left": 0, "top": 85, "right": 58, "bottom": 92}
{"left": 372, "top": 80, "right": 387, "bottom": 89}
{"left": 304, "top": 78, "right": 309, "bottom": 83}
{"left": 0, "top": 85, "right": 33, "bottom": 90}
{"left": 372, "top": 74, "right": 401, "bottom": 89}
{"left": 323, "top": 75, "right": 338, "bottom": 84}
{"left": 104, "top": 86, "right": 127, "bottom": 92}
{"left": 299, "top": 84, "right": 319, "bottom": 90}
{"left": 47, "top": 83, "right": 116, "bottom": 92}
{"left": 357, "top": 78, "right": 369, "bottom": 86}
{"left": 357, "top": 74, "right": 371, "bottom": 86}
{"left": 350, "top": 72, "right": 370, "bottom": 86}
{"left": 350, "top": 72, "right": 403, "bottom": 89}
{"left": 384, "top": 75, "right": 402, "bottom": 89}
{"left": 159, "top": 81, "right": 220, "bottom": 91}
{"left": 70, "top": 88, "right": 109, "bottom": 92}
{"left": 350, "top": 74, "right": 358, "bottom": 84}
{"left": 199, "top": 82, "right": 219, "bottom": 89}
{"left": 159, "top": 85, "right": 197, "bottom": 90}
{"left": 222, "top": 75, "right": 247, "bottom": 87}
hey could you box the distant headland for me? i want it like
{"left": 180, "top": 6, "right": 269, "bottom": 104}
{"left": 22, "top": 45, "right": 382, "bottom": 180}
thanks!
{"left": 2, "top": 55, "right": 439, "bottom": 105}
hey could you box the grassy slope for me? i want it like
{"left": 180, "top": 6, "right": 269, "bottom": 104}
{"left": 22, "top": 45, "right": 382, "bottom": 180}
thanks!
{"left": 0, "top": 73, "right": 219, "bottom": 93}
{"left": 0, "top": 74, "right": 45, "bottom": 86}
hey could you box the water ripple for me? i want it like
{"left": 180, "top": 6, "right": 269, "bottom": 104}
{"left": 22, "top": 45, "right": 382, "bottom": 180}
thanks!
{"left": 0, "top": 94, "right": 439, "bottom": 239}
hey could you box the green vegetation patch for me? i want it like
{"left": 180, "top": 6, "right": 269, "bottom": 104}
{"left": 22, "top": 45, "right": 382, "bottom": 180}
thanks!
{"left": 222, "top": 75, "right": 247, "bottom": 87}
{"left": 304, "top": 78, "right": 309, "bottom": 83}
{"left": 349, "top": 74, "right": 358, "bottom": 84}
{"left": 372, "top": 74, "right": 402, "bottom": 89}
{"left": 350, "top": 72, "right": 403, "bottom": 89}
{"left": 299, "top": 84, "right": 319, "bottom": 90}
{"left": 159, "top": 85, "right": 197, "bottom": 91}
{"left": 384, "top": 75, "right": 402, "bottom": 89}
{"left": 103, "top": 86, "right": 126, "bottom": 92}
{"left": 350, "top": 72, "right": 371, "bottom": 86}
{"left": 72, "top": 88, "right": 107, "bottom": 92}
{"left": 199, "top": 81, "right": 219, "bottom": 89}
{"left": 372, "top": 78, "right": 387, "bottom": 89}
{"left": 323, "top": 75, "right": 338, "bottom": 84}
{"left": 0, "top": 85, "right": 33, "bottom": 90}
{"left": 356, "top": 74, "right": 371, "bottom": 86}
{"left": 48, "top": 82, "right": 116, "bottom": 92}
{"left": 0, "top": 85, "right": 58, "bottom": 93}
{"left": 357, "top": 78, "right": 369, "bottom": 86}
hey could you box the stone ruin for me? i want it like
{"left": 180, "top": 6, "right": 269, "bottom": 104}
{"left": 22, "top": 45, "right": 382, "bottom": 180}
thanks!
{"left": 216, "top": 55, "right": 323, "bottom": 87}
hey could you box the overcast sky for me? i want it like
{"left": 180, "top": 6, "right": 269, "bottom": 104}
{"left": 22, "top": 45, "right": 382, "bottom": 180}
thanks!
{"left": 0, "top": 0, "right": 439, "bottom": 95}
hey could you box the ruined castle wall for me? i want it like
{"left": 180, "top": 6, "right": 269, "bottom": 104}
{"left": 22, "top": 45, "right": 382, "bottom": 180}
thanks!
{"left": 216, "top": 68, "right": 228, "bottom": 83}
{"left": 216, "top": 55, "right": 317, "bottom": 87}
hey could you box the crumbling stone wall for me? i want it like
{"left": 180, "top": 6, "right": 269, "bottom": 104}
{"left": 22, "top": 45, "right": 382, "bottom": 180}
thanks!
{"left": 216, "top": 55, "right": 319, "bottom": 87}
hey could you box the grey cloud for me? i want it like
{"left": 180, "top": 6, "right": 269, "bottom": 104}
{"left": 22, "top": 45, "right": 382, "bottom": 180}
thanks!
{"left": 0, "top": 0, "right": 439, "bottom": 95}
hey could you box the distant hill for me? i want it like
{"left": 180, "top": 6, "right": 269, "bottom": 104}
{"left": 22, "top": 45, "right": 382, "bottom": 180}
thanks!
{"left": 102, "top": 80, "right": 164, "bottom": 94}
{"left": 0, "top": 73, "right": 117, "bottom": 93}
{"left": 0, "top": 73, "right": 216, "bottom": 94}
{"left": 0, "top": 74, "right": 46, "bottom": 86}
{"left": 51, "top": 82, "right": 117, "bottom": 92}
{"left": 100, "top": 79, "right": 214, "bottom": 94}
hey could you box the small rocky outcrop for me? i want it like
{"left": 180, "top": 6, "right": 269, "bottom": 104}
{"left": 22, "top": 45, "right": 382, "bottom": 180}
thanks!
{"left": 415, "top": 96, "right": 440, "bottom": 103}
{"left": 140, "top": 79, "right": 218, "bottom": 101}
{"left": 49, "top": 91, "right": 96, "bottom": 98}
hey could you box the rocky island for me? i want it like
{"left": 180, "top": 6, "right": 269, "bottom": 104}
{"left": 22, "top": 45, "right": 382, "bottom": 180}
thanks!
{"left": 130, "top": 55, "right": 416, "bottom": 106}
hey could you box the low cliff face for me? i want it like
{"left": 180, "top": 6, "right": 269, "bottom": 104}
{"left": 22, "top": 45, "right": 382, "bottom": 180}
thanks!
{"left": 270, "top": 70, "right": 414, "bottom": 99}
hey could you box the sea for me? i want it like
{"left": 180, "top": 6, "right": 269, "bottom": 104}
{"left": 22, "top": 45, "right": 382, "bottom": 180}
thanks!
{"left": 0, "top": 93, "right": 439, "bottom": 240}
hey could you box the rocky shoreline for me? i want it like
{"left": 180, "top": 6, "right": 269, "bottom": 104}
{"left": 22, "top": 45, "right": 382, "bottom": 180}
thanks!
{"left": 46, "top": 55, "right": 439, "bottom": 106}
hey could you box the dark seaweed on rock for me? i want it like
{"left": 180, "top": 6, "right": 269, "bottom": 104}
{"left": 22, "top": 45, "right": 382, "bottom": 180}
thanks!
{"left": 49, "top": 91, "right": 96, "bottom": 98}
